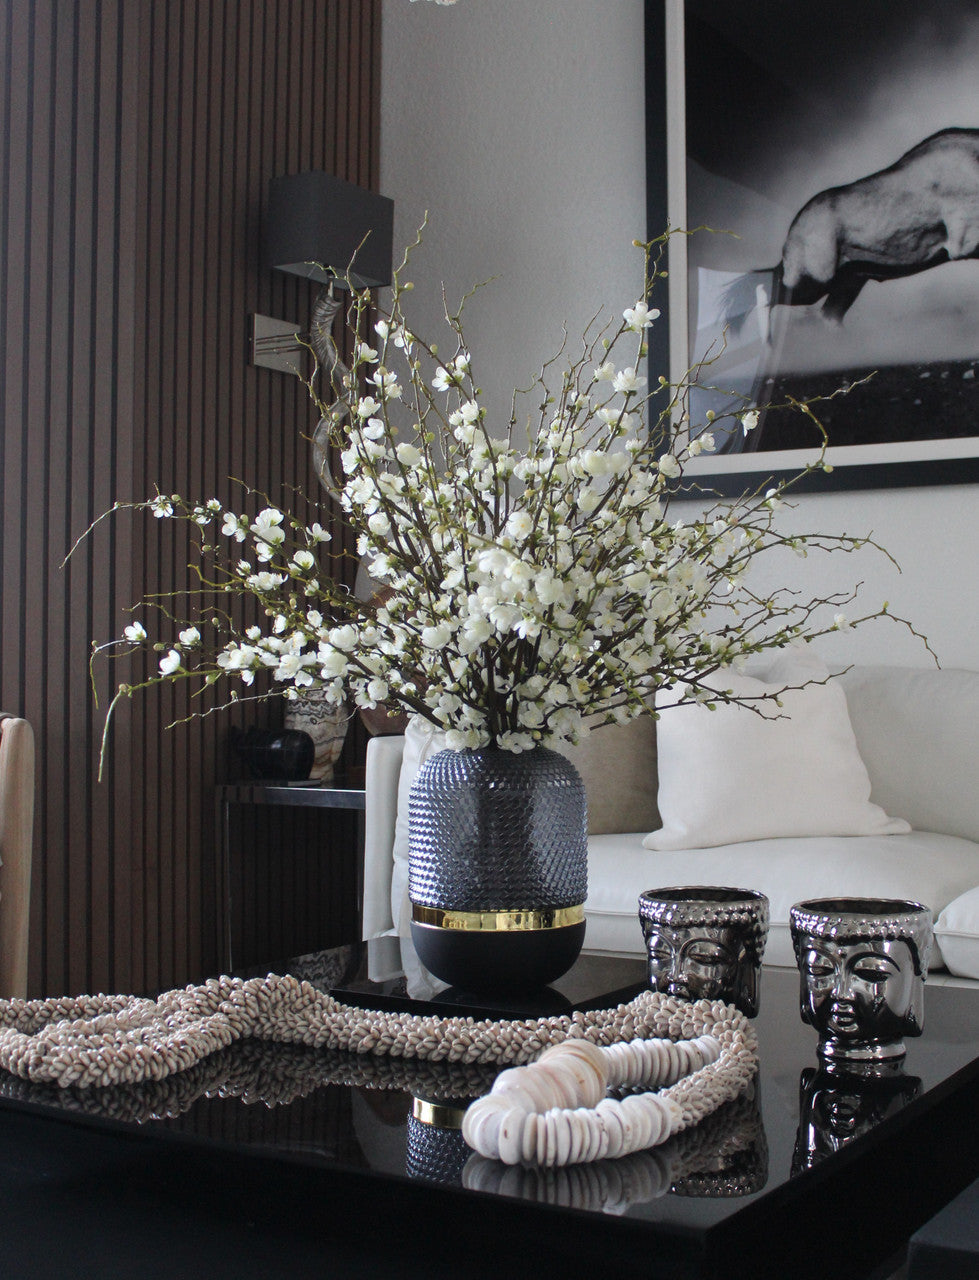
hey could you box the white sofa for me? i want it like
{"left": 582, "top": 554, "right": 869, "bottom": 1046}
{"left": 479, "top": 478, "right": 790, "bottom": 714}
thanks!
{"left": 363, "top": 664, "right": 979, "bottom": 980}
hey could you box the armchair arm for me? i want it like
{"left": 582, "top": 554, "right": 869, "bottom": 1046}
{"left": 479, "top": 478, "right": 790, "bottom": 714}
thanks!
{"left": 363, "top": 735, "right": 405, "bottom": 939}
{"left": 0, "top": 714, "right": 35, "bottom": 998}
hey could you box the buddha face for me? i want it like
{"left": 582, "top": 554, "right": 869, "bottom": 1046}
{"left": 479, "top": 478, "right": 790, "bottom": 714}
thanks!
{"left": 797, "top": 937, "right": 922, "bottom": 1060}
{"left": 643, "top": 922, "right": 755, "bottom": 1014}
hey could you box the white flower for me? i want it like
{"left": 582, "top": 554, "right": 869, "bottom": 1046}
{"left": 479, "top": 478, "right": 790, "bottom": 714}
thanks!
{"left": 361, "top": 677, "right": 387, "bottom": 705}
{"left": 150, "top": 495, "right": 175, "bottom": 518}
{"left": 159, "top": 649, "right": 181, "bottom": 676}
{"left": 833, "top": 613, "right": 852, "bottom": 630}
{"left": 450, "top": 400, "right": 480, "bottom": 426}
{"left": 396, "top": 443, "right": 423, "bottom": 466}
{"left": 579, "top": 450, "right": 614, "bottom": 478}
{"left": 375, "top": 318, "right": 413, "bottom": 351}
{"left": 623, "top": 301, "right": 659, "bottom": 331}
{"left": 250, "top": 507, "right": 285, "bottom": 538}
{"left": 355, "top": 396, "right": 381, "bottom": 419}
{"left": 657, "top": 454, "right": 681, "bottom": 478}
{"left": 123, "top": 622, "right": 147, "bottom": 643}
{"left": 318, "top": 646, "right": 350, "bottom": 678}
{"left": 246, "top": 571, "right": 286, "bottom": 592}
{"left": 612, "top": 368, "right": 647, "bottom": 395}
{"left": 370, "top": 369, "right": 402, "bottom": 401}
{"left": 593, "top": 361, "right": 615, "bottom": 382}
{"left": 306, "top": 522, "right": 331, "bottom": 543}
{"left": 422, "top": 622, "right": 452, "bottom": 648}
{"left": 178, "top": 627, "right": 201, "bottom": 647}
{"left": 217, "top": 645, "right": 259, "bottom": 681}
{"left": 505, "top": 511, "right": 534, "bottom": 540}
{"left": 291, "top": 550, "right": 316, "bottom": 571}
{"left": 690, "top": 430, "right": 715, "bottom": 456}
{"left": 221, "top": 513, "right": 247, "bottom": 542}
{"left": 274, "top": 653, "right": 315, "bottom": 685}
{"left": 741, "top": 409, "right": 761, "bottom": 434}
{"left": 330, "top": 624, "right": 358, "bottom": 652}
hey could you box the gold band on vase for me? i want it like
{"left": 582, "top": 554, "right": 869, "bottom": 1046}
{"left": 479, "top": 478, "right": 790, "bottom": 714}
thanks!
{"left": 411, "top": 1098, "right": 468, "bottom": 1128}
{"left": 411, "top": 904, "right": 585, "bottom": 933}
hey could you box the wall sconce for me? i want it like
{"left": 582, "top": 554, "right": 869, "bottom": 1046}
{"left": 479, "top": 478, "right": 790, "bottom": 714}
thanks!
{"left": 252, "top": 170, "right": 394, "bottom": 372}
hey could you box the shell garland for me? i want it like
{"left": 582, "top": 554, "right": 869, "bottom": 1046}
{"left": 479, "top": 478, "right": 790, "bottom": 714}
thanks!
{"left": 0, "top": 974, "right": 757, "bottom": 1165}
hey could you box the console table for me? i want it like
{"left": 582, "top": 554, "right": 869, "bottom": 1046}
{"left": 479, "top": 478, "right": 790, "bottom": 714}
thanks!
{"left": 217, "top": 780, "right": 365, "bottom": 970}
{"left": 1, "top": 948, "right": 977, "bottom": 1279}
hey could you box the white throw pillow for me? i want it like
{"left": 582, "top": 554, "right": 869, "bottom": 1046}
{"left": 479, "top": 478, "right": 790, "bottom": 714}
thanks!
{"left": 935, "top": 887, "right": 979, "bottom": 981}
{"left": 643, "top": 648, "right": 910, "bottom": 851}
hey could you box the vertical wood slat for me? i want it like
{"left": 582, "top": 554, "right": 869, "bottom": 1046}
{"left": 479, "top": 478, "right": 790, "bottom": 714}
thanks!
{"left": 0, "top": 0, "right": 383, "bottom": 997}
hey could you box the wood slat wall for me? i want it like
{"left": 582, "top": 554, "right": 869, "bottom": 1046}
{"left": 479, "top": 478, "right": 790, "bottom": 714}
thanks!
{"left": 0, "top": 0, "right": 381, "bottom": 997}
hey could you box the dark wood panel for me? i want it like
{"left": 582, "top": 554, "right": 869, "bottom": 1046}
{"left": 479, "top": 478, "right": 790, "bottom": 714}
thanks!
{"left": 225, "top": 804, "right": 362, "bottom": 972}
{"left": 0, "top": 0, "right": 383, "bottom": 997}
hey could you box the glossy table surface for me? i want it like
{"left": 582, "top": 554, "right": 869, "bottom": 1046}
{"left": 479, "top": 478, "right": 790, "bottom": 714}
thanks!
{"left": 1, "top": 942, "right": 978, "bottom": 1279}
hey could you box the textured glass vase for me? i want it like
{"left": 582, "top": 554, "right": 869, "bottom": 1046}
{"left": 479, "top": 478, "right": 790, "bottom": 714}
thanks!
{"left": 408, "top": 745, "right": 587, "bottom": 993}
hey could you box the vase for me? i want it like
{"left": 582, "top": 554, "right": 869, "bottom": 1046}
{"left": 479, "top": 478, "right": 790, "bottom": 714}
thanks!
{"left": 637, "top": 887, "right": 769, "bottom": 1017}
{"left": 232, "top": 726, "right": 315, "bottom": 781}
{"left": 408, "top": 745, "right": 587, "bottom": 993}
{"left": 789, "top": 897, "right": 933, "bottom": 1069}
{"left": 283, "top": 689, "right": 349, "bottom": 781}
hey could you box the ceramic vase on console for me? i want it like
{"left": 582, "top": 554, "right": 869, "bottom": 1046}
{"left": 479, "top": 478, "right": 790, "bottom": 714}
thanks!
{"left": 283, "top": 689, "right": 349, "bottom": 781}
{"left": 407, "top": 745, "right": 587, "bottom": 994}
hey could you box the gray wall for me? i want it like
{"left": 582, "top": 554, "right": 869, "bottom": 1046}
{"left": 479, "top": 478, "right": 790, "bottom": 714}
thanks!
{"left": 380, "top": 0, "right": 978, "bottom": 671}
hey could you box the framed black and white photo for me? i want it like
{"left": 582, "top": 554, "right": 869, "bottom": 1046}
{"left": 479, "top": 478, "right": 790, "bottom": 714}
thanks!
{"left": 646, "top": 0, "right": 979, "bottom": 494}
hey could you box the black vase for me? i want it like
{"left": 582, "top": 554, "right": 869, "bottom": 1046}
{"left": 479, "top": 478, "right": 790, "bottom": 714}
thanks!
{"left": 408, "top": 745, "right": 587, "bottom": 994}
{"left": 234, "top": 727, "right": 315, "bottom": 781}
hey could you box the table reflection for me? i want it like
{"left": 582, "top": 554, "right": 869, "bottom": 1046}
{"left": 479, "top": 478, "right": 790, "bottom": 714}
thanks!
{"left": 792, "top": 1062, "right": 922, "bottom": 1174}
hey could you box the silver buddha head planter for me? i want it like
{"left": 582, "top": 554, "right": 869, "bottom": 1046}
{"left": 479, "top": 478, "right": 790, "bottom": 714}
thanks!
{"left": 637, "top": 887, "right": 770, "bottom": 1017}
{"left": 789, "top": 897, "right": 933, "bottom": 1068}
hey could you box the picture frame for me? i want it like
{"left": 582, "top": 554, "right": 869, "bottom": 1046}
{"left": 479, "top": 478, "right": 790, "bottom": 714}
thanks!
{"left": 645, "top": 0, "right": 979, "bottom": 495}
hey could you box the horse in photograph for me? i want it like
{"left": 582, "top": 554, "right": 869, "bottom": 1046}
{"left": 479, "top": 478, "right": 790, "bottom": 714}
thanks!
{"left": 716, "top": 128, "right": 979, "bottom": 452}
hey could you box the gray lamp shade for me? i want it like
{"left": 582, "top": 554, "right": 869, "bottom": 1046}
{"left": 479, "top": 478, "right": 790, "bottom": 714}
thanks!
{"left": 266, "top": 171, "right": 394, "bottom": 289}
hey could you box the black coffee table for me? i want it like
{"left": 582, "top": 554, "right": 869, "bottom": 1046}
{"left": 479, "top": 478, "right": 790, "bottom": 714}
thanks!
{"left": 1, "top": 944, "right": 978, "bottom": 1280}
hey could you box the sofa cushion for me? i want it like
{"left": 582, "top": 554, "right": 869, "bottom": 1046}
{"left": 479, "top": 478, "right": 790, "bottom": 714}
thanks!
{"left": 837, "top": 665, "right": 979, "bottom": 844}
{"left": 936, "top": 888, "right": 979, "bottom": 980}
{"left": 585, "top": 829, "right": 979, "bottom": 968}
{"left": 555, "top": 715, "right": 659, "bottom": 836}
{"left": 646, "top": 649, "right": 909, "bottom": 851}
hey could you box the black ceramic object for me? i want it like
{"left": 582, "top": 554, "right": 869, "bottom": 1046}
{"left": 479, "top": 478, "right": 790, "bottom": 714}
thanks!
{"left": 233, "top": 726, "right": 315, "bottom": 782}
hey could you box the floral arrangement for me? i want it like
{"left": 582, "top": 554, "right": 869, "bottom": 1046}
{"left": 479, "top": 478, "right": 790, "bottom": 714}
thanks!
{"left": 78, "top": 230, "right": 923, "bottom": 761}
